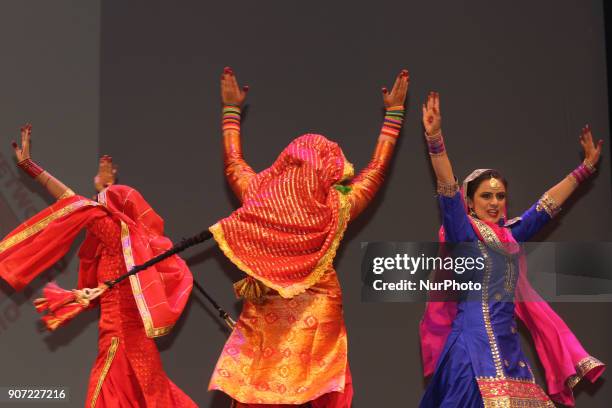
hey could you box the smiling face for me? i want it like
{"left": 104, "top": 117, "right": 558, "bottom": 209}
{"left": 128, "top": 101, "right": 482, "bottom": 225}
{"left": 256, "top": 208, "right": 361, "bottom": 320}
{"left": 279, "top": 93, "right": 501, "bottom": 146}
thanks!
{"left": 467, "top": 177, "right": 507, "bottom": 223}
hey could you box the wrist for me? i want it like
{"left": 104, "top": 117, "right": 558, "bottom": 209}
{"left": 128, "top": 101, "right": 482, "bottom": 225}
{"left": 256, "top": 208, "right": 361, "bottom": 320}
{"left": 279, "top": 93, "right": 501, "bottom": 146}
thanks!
{"left": 425, "top": 128, "right": 442, "bottom": 138}
{"left": 385, "top": 105, "right": 405, "bottom": 112}
{"left": 568, "top": 161, "right": 596, "bottom": 186}
{"left": 17, "top": 158, "right": 44, "bottom": 179}
{"left": 425, "top": 131, "right": 446, "bottom": 156}
{"left": 222, "top": 105, "right": 241, "bottom": 132}
{"left": 583, "top": 159, "right": 596, "bottom": 173}
{"left": 380, "top": 107, "right": 405, "bottom": 142}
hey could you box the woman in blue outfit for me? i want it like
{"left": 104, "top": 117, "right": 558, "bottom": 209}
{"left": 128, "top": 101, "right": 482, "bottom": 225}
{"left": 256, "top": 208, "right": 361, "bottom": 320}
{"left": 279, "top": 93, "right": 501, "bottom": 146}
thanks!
{"left": 418, "top": 92, "right": 605, "bottom": 407}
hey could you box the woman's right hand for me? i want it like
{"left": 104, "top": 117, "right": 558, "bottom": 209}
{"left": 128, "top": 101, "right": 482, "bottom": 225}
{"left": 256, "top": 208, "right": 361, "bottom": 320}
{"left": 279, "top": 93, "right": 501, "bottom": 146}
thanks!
{"left": 382, "top": 69, "right": 410, "bottom": 108}
{"left": 11, "top": 124, "right": 32, "bottom": 162}
{"left": 221, "top": 66, "right": 249, "bottom": 107}
{"left": 422, "top": 92, "right": 441, "bottom": 136}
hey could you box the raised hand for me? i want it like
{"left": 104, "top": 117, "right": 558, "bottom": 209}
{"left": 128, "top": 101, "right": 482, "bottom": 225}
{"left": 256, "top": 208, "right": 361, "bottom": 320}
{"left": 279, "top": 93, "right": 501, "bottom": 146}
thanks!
{"left": 94, "top": 155, "right": 117, "bottom": 192}
{"left": 382, "top": 69, "right": 410, "bottom": 108}
{"left": 11, "top": 124, "right": 32, "bottom": 162}
{"left": 579, "top": 124, "right": 604, "bottom": 167}
{"left": 422, "top": 92, "right": 441, "bottom": 136}
{"left": 221, "top": 66, "right": 249, "bottom": 107}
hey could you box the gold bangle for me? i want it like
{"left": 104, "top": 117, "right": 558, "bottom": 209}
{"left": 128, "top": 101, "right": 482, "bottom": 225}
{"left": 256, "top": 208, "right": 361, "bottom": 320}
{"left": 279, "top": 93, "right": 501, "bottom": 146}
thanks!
{"left": 583, "top": 160, "right": 596, "bottom": 174}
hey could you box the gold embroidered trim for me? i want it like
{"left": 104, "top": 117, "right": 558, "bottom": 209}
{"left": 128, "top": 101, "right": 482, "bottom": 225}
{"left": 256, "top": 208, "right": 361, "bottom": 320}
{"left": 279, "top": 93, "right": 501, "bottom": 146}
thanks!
{"left": 211, "top": 191, "right": 352, "bottom": 299}
{"left": 471, "top": 217, "right": 515, "bottom": 256}
{"left": 436, "top": 179, "right": 459, "bottom": 197}
{"left": 57, "top": 189, "right": 76, "bottom": 201}
{"left": 90, "top": 337, "right": 119, "bottom": 407}
{"left": 567, "top": 356, "right": 605, "bottom": 388}
{"left": 477, "top": 377, "right": 554, "bottom": 408}
{"left": 120, "top": 221, "right": 173, "bottom": 338}
{"left": 0, "top": 199, "right": 98, "bottom": 254}
{"left": 504, "top": 258, "right": 516, "bottom": 295}
{"left": 341, "top": 159, "right": 355, "bottom": 182}
{"left": 535, "top": 193, "right": 560, "bottom": 218}
{"left": 478, "top": 241, "right": 505, "bottom": 378}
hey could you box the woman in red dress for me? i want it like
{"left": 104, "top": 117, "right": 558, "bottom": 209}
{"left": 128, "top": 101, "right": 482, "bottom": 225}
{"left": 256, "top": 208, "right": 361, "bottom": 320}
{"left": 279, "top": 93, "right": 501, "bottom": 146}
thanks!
{"left": 0, "top": 125, "right": 197, "bottom": 407}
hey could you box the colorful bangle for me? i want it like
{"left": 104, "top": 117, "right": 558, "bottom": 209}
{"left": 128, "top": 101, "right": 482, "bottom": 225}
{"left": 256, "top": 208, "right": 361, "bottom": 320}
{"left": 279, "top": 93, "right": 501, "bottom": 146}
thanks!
{"left": 425, "top": 130, "right": 446, "bottom": 156}
{"left": 17, "top": 158, "right": 44, "bottom": 178}
{"left": 568, "top": 161, "right": 596, "bottom": 186}
{"left": 222, "top": 105, "right": 241, "bottom": 132}
{"left": 380, "top": 105, "right": 405, "bottom": 141}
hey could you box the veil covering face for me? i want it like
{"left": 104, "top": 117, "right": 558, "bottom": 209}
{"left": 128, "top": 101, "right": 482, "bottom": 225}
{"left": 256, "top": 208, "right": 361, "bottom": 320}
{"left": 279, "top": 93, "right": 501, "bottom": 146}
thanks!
{"left": 210, "top": 133, "right": 355, "bottom": 299}
{"left": 420, "top": 169, "right": 605, "bottom": 406}
{"left": 0, "top": 184, "right": 193, "bottom": 338}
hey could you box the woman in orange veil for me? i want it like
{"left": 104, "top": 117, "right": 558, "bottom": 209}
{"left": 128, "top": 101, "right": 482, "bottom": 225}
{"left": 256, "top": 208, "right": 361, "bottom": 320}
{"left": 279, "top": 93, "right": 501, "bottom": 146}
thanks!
{"left": 208, "top": 67, "right": 409, "bottom": 407}
{"left": 0, "top": 126, "right": 197, "bottom": 407}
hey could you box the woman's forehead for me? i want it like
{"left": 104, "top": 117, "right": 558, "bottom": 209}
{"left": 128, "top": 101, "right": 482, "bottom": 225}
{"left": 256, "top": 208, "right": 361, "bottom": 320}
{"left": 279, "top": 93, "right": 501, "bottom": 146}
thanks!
{"left": 475, "top": 181, "right": 507, "bottom": 194}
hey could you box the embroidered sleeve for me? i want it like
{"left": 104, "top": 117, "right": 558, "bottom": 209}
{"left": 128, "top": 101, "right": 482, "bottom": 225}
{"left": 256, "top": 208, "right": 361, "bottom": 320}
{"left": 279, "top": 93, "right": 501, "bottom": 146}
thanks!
{"left": 436, "top": 179, "right": 460, "bottom": 198}
{"left": 535, "top": 192, "right": 561, "bottom": 218}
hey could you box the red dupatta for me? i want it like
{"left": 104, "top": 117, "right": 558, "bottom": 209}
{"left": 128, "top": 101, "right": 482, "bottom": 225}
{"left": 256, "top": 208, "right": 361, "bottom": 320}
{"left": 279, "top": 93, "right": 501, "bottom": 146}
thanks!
{"left": 0, "top": 185, "right": 193, "bottom": 338}
{"left": 210, "top": 134, "right": 354, "bottom": 299}
{"left": 419, "top": 169, "right": 605, "bottom": 406}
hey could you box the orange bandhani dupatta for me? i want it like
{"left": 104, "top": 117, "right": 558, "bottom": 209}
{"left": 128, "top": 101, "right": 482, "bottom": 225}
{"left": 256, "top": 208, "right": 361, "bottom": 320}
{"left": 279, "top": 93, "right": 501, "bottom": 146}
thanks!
{"left": 0, "top": 185, "right": 193, "bottom": 338}
{"left": 210, "top": 134, "right": 354, "bottom": 299}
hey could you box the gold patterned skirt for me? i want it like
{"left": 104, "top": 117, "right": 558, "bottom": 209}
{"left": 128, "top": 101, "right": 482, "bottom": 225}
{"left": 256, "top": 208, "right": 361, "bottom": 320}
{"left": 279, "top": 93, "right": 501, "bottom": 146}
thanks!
{"left": 209, "top": 269, "right": 349, "bottom": 405}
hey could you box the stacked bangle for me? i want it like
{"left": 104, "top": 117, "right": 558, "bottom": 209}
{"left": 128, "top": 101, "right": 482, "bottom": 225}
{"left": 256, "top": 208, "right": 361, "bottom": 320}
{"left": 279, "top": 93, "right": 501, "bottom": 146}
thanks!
{"left": 17, "top": 158, "right": 44, "bottom": 179}
{"left": 379, "top": 105, "right": 405, "bottom": 141}
{"left": 569, "top": 160, "right": 596, "bottom": 186}
{"left": 222, "top": 105, "right": 241, "bottom": 132}
{"left": 425, "top": 131, "right": 446, "bottom": 156}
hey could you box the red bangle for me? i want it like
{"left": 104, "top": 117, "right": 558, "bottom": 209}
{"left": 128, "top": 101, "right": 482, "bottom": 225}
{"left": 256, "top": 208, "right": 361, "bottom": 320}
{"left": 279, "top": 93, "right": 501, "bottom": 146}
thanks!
{"left": 18, "top": 158, "right": 44, "bottom": 178}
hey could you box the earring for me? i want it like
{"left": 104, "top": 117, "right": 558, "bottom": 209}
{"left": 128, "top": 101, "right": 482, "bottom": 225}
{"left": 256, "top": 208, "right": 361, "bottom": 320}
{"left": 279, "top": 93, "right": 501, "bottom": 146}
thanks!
{"left": 469, "top": 208, "right": 476, "bottom": 217}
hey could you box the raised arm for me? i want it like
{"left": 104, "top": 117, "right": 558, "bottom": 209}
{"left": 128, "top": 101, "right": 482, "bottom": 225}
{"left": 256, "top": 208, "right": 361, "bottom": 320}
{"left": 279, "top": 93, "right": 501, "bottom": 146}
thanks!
{"left": 544, "top": 125, "right": 603, "bottom": 207}
{"left": 11, "top": 124, "right": 74, "bottom": 200}
{"left": 220, "top": 67, "right": 256, "bottom": 202}
{"left": 510, "top": 125, "right": 603, "bottom": 241}
{"left": 347, "top": 70, "right": 409, "bottom": 220}
{"left": 422, "top": 93, "right": 474, "bottom": 242}
{"left": 422, "top": 92, "right": 457, "bottom": 192}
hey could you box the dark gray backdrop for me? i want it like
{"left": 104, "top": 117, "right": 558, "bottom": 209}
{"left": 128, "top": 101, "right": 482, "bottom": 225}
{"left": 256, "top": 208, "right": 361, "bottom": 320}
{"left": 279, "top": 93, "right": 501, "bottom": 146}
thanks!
{"left": 1, "top": 0, "right": 611, "bottom": 407}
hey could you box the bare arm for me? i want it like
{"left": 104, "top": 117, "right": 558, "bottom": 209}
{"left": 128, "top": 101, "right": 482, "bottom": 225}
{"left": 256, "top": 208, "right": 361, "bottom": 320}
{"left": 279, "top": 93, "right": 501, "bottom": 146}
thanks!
{"left": 11, "top": 124, "right": 74, "bottom": 200}
{"left": 544, "top": 125, "right": 603, "bottom": 207}
{"left": 421, "top": 92, "right": 458, "bottom": 195}
{"left": 348, "top": 70, "right": 409, "bottom": 220}
{"left": 220, "top": 67, "right": 256, "bottom": 202}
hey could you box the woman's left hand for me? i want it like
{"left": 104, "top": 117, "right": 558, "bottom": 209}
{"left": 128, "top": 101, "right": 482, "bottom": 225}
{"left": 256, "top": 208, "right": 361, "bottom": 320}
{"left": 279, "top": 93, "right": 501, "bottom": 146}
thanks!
{"left": 579, "top": 124, "right": 604, "bottom": 166}
{"left": 12, "top": 124, "right": 32, "bottom": 162}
